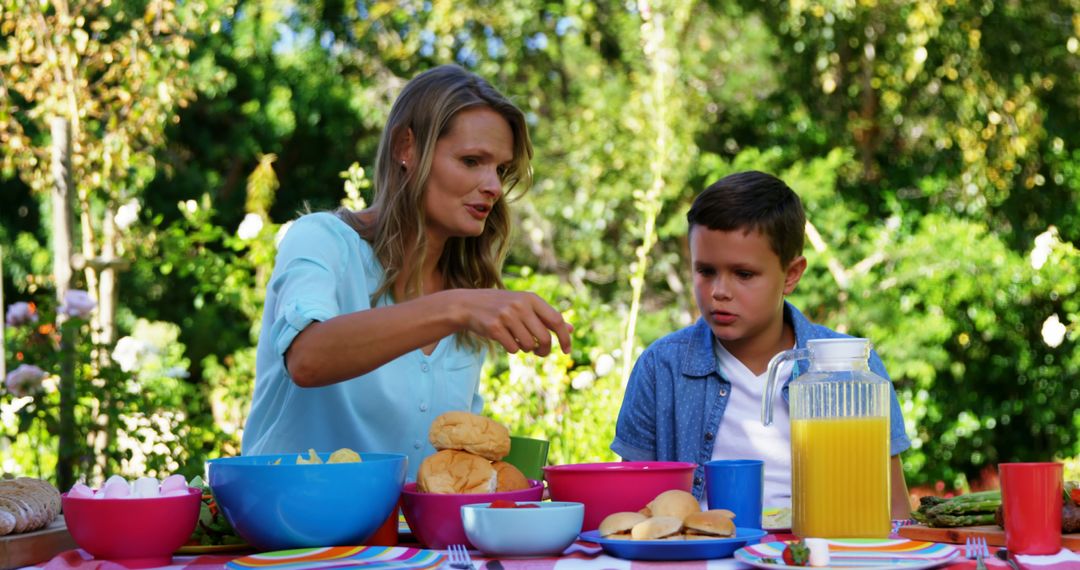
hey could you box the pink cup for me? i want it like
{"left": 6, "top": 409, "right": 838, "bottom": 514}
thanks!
{"left": 999, "top": 462, "right": 1063, "bottom": 555}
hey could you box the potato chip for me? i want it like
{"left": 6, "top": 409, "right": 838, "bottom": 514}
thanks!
{"left": 327, "top": 448, "right": 361, "bottom": 463}
{"left": 296, "top": 448, "right": 322, "bottom": 464}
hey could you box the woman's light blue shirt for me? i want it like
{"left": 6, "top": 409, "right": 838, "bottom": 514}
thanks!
{"left": 242, "top": 213, "right": 484, "bottom": 480}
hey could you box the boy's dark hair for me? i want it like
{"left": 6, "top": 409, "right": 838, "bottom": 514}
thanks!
{"left": 686, "top": 170, "right": 806, "bottom": 266}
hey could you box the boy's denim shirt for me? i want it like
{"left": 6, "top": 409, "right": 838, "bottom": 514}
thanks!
{"left": 611, "top": 301, "right": 912, "bottom": 500}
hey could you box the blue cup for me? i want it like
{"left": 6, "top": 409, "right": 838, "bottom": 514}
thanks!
{"left": 704, "top": 459, "right": 764, "bottom": 530}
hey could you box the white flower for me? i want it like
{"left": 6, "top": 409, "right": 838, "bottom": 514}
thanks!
{"left": 59, "top": 290, "right": 96, "bottom": 319}
{"left": 1041, "top": 314, "right": 1067, "bottom": 348}
{"left": 1030, "top": 226, "right": 1059, "bottom": 270}
{"left": 594, "top": 353, "right": 616, "bottom": 377}
{"left": 162, "top": 366, "right": 190, "bottom": 379}
{"left": 5, "top": 302, "right": 38, "bottom": 327}
{"left": 114, "top": 199, "right": 141, "bottom": 230}
{"left": 571, "top": 370, "right": 596, "bottom": 390}
{"left": 274, "top": 221, "right": 293, "bottom": 247}
{"left": 237, "top": 213, "right": 264, "bottom": 240}
{"left": 112, "top": 336, "right": 151, "bottom": 372}
{"left": 5, "top": 364, "right": 46, "bottom": 397}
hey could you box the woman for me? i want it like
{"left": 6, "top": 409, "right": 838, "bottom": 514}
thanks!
{"left": 242, "top": 65, "right": 572, "bottom": 479}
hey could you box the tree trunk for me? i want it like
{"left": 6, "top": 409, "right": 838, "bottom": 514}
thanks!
{"left": 99, "top": 208, "right": 118, "bottom": 353}
{"left": 50, "top": 116, "right": 76, "bottom": 491}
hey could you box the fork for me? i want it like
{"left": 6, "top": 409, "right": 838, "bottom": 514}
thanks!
{"left": 446, "top": 544, "right": 475, "bottom": 570}
{"left": 965, "top": 536, "right": 989, "bottom": 570}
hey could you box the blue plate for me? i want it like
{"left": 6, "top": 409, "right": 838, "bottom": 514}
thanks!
{"left": 579, "top": 527, "right": 767, "bottom": 561}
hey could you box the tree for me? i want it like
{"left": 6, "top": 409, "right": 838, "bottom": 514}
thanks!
{"left": 0, "top": 0, "right": 228, "bottom": 487}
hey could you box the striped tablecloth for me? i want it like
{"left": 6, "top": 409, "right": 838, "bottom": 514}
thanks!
{"left": 21, "top": 535, "right": 1080, "bottom": 569}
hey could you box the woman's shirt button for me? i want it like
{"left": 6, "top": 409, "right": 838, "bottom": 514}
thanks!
{"left": 421, "top": 363, "right": 430, "bottom": 373}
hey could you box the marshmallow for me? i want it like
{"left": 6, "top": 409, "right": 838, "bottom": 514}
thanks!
{"left": 99, "top": 476, "right": 131, "bottom": 499}
{"left": 805, "top": 538, "right": 830, "bottom": 567}
{"left": 132, "top": 476, "right": 160, "bottom": 498}
{"left": 68, "top": 483, "right": 94, "bottom": 499}
{"left": 160, "top": 474, "right": 189, "bottom": 495}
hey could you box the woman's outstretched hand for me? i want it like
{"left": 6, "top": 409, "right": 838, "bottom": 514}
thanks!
{"left": 453, "top": 289, "right": 573, "bottom": 356}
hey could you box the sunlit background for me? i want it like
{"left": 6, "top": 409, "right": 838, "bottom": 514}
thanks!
{"left": 1, "top": 0, "right": 1078, "bottom": 498}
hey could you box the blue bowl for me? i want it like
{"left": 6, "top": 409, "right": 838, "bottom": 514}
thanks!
{"left": 461, "top": 501, "right": 584, "bottom": 557}
{"left": 207, "top": 452, "right": 407, "bottom": 551}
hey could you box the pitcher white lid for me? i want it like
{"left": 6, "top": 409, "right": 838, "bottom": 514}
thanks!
{"left": 806, "top": 337, "right": 870, "bottom": 360}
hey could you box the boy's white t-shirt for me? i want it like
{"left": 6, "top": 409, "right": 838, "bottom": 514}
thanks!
{"left": 708, "top": 338, "right": 794, "bottom": 510}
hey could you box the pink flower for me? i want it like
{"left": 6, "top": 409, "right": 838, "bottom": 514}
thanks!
{"left": 59, "top": 290, "right": 96, "bottom": 319}
{"left": 5, "top": 364, "right": 46, "bottom": 397}
{"left": 5, "top": 302, "right": 38, "bottom": 327}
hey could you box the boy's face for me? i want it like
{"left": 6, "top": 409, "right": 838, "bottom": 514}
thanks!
{"left": 690, "top": 225, "right": 806, "bottom": 350}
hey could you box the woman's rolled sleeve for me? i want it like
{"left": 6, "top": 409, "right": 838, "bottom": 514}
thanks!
{"left": 271, "top": 300, "right": 337, "bottom": 358}
{"left": 265, "top": 214, "right": 359, "bottom": 362}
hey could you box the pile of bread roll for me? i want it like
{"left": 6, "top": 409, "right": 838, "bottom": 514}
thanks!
{"left": 598, "top": 489, "right": 735, "bottom": 540}
{"left": 416, "top": 411, "right": 531, "bottom": 494}
{"left": 0, "top": 477, "right": 62, "bottom": 536}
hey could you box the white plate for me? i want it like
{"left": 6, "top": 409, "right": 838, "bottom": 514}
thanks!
{"left": 735, "top": 539, "right": 960, "bottom": 570}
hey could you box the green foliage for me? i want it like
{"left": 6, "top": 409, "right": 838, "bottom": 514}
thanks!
{"left": 0, "top": 297, "right": 210, "bottom": 484}
{"left": 482, "top": 270, "right": 622, "bottom": 465}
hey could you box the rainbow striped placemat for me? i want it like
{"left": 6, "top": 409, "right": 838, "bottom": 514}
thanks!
{"left": 227, "top": 546, "right": 444, "bottom": 569}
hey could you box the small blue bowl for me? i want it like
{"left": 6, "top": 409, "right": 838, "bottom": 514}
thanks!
{"left": 207, "top": 452, "right": 407, "bottom": 551}
{"left": 461, "top": 501, "right": 584, "bottom": 557}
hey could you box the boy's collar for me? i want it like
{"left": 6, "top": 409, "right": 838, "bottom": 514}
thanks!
{"left": 684, "top": 301, "right": 810, "bottom": 378}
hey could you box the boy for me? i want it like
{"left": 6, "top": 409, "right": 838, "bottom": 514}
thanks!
{"left": 611, "top": 171, "right": 911, "bottom": 518}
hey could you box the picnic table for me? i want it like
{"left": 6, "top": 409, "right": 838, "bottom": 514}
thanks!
{"left": 19, "top": 532, "right": 1080, "bottom": 570}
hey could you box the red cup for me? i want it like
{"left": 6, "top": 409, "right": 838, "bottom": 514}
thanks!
{"left": 363, "top": 501, "right": 400, "bottom": 546}
{"left": 999, "top": 462, "right": 1063, "bottom": 555}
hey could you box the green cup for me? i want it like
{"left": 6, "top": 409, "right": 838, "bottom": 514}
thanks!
{"left": 503, "top": 436, "right": 550, "bottom": 481}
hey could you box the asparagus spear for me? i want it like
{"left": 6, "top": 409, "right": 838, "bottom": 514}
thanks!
{"left": 928, "top": 498, "right": 1002, "bottom": 516}
{"left": 945, "top": 490, "right": 1001, "bottom": 503}
{"left": 926, "top": 512, "right": 998, "bottom": 527}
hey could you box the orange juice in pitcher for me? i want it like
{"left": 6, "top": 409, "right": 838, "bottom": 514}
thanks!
{"left": 762, "top": 338, "right": 892, "bottom": 538}
{"left": 791, "top": 416, "right": 890, "bottom": 537}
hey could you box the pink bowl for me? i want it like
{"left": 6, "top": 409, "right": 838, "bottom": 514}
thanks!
{"left": 62, "top": 487, "right": 201, "bottom": 568}
{"left": 544, "top": 461, "right": 696, "bottom": 531}
{"left": 400, "top": 480, "right": 543, "bottom": 549}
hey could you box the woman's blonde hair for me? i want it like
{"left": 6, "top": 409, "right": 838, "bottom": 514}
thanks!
{"left": 337, "top": 65, "right": 533, "bottom": 341}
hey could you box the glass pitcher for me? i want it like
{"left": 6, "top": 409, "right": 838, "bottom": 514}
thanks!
{"left": 761, "top": 338, "right": 891, "bottom": 538}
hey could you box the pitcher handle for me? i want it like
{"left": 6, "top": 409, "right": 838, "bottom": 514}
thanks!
{"left": 761, "top": 348, "right": 810, "bottom": 426}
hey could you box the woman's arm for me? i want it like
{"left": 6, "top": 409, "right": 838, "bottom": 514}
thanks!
{"left": 286, "top": 288, "right": 572, "bottom": 388}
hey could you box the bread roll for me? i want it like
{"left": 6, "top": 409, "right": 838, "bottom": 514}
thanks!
{"left": 630, "top": 515, "right": 683, "bottom": 540}
{"left": 646, "top": 489, "right": 699, "bottom": 520}
{"left": 428, "top": 411, "right": 510, "bottom": 461}
{"left": 491, "top": 461, "right": 530, "bottom": 492}
{"left": 0, "top": 510, "right": 14, "bottom": 536}
{"left": 416, "top": 450, "right": 497, "bottom": 494}
{"left": 683, "top": 509, "right": 735, "bottom": 537}
{"left": 598, "top": 511, "right": 647, "bottom": 537}
{"left": 0, "top": 478, "right": 62, "bottom": 536}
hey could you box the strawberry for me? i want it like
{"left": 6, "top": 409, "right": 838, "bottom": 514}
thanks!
{"left": 782, "top": 540, "right": 811, "bottom": 566}
{"left": 489, "top": 499, "right": 518, "bottom": 508}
